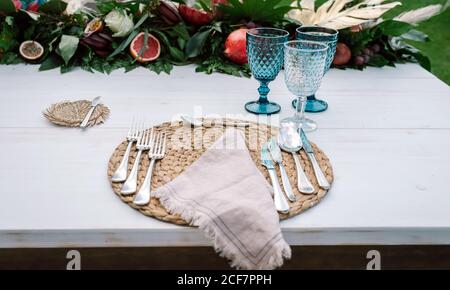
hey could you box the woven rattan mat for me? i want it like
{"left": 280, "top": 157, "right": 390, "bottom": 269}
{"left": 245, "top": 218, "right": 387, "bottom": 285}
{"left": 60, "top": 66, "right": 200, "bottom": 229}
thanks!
{"left": 107, "top": 119, "right": 333, "bottom": 225}
{"left": 44, "top": 100, "right": 110, "bottom": 127}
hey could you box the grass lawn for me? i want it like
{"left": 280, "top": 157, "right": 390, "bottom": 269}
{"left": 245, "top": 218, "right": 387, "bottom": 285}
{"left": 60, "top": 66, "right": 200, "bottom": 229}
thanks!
{"left": 385, "top": 0, "right": 450, "bottom": 85}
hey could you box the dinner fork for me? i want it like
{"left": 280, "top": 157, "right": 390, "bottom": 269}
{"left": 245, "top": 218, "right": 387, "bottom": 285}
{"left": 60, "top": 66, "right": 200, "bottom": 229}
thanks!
{"left": 121, "top": 128, "right": 152, "bottom": 195}
{"left": 112, "top": 119, "right": 142, "bottom": 182}
{"left": 133, "top": 132, "right": 167, "bottom": 206}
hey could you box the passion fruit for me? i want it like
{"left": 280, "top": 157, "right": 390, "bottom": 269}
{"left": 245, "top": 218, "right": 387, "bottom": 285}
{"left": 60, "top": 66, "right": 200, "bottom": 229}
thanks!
{"left": 84, "top": 18, "right": 104, "bottom": 36}
{"left": 19, "top": 40, "right": 44, "bottom": 61}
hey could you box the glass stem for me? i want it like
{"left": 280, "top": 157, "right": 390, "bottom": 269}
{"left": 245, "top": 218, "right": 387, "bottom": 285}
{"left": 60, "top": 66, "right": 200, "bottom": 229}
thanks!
{"left": 295, "top": 95, "right": 307, "bottom": 121}
{"left": 257, "top": 81, "right": 270, "bottom": 104}
{"left": 307, "top": 94, "right": 316, "bottom": 101}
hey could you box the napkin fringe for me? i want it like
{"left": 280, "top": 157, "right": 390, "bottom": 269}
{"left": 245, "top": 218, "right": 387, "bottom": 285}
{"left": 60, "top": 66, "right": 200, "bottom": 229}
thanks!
{"left": 155, "top": 187, "right": 291, "bottom": 270}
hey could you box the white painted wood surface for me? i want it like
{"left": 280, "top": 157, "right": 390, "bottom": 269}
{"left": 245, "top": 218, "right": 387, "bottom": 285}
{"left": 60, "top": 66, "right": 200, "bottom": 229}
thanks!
{"left": 0, "top": 64, "right": 449, "bottom": 248}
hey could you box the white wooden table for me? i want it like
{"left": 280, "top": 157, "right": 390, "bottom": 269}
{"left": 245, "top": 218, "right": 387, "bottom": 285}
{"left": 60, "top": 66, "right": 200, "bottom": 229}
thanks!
{"left": 0, "top": 64, "right": 449, "bottom": 248}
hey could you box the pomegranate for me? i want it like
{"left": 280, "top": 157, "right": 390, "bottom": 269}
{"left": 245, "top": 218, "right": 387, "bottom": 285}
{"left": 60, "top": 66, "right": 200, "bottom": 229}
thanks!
{"left": 333, "top": 43, "right": 352, "bottom": 66}
{"left": 224, "top": 28, "right": 248, "bottom": 65}
{"left": 179, "top": 4, "right": 214, "bottom": 26}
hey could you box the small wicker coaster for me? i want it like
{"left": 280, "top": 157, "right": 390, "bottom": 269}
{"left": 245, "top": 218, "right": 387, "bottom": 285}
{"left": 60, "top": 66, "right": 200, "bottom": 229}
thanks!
{"left": 44, "top": 100, "right": 110, "bottom": 127}
{"left": 107, "top": 119, "right": 334, "bottom": 226}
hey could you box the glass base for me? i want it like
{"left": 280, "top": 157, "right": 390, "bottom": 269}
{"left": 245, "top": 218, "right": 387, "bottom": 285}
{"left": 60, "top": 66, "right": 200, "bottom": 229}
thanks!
{"left": 245, "top": 101, "right": 281, "bottom": 115}
{"left": 280, "top": 116, "right": 317, "bottom": 132}
{"left": 292, "top": 97, "right": 328, "bottom": 113}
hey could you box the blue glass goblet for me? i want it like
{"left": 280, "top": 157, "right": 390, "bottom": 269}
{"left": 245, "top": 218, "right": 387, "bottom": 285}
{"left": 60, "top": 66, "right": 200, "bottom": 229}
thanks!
{"left": 281, "top": 40, "right": 328, "bottom": 132}
{"left": 292, "top": 26, "right": 338, "bottom": 113}
{"left": 246, "top": 28, "right": 289, "bottom": 115}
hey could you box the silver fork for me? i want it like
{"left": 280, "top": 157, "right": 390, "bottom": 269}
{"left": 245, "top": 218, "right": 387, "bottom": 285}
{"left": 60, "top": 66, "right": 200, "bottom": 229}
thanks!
{"left": 121, "top": 128, "right": 152, "bottom": 195}
{"left": 133, "top": 132, "right": 167, "bottom": 205}
{"left": 111, "top": 119, "right": 142, "bottom": 182}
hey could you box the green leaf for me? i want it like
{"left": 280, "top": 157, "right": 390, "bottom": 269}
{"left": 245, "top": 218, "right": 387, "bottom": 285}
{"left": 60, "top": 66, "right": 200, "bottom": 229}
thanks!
{"left": 177, "top": 38, "right": 186, "bottom": 50}
{"left": 108, "top": 30, "right": 139, "bottom": 60}
{"left": 413, "top": 53, "right": 431, "bottom": 71}
{"left": 171, "top": 23, "right": 190, "bottom": 41}
{"left": 0, "top": 16, "right": 18, "bottom": 51}
{"left": 169, "top": 46, "right": 186, "bottom": 62}
{"left": 219, "top": 0, "right": 292, "bottom": 23}
{"left": 401, "top": 30, "right": 429, "bottom": 43}
{"left": 23, "top": 25, "right": 36, "bottom": 40}
{"left": 56, "top": 35, "right": 79, "bottom": 65}
{"left": 60, "top": 65, "right": 75, "bottom": 74}
{"left": 367, "top": 55, "right": 389, "bottom": 67}
{"left": 0, "top": 1, "right": 16, "bottom": 14}
{"left": 196, "top": 56, "right": 251, "bottom": 77}
{"left": 146, "top": 58, "right": 173, "bottom": 75}
{"left": 133, "top": 13, "right": 149, "bottom": 30}
{"left": 148, "top": 29, "right": 171, "bottom": 47}
{"left": 39, "top": 54, "right": 64, "bottom": 71}
{"left": 377, "top": 20, "right": 415, "bottom": 37}
{"left": 0, "top": 52, "right": 22, "bottom": 65}
{"left": 39, "top": 0, "right": 67, "bottom": 15}
{"left": 196, "top": 0, "right": 212, "bottom": 12}
{"left": 48, "top": 36, "right": 59, "bottom": 52}
{"left": 185, "top": 29, "right": 211, "bottom": 58}
{"left": 402, "top": 50, "right": 431, "bottom": 71}
{"left": 5, "top": 16, "right": 13, "bottom": 26}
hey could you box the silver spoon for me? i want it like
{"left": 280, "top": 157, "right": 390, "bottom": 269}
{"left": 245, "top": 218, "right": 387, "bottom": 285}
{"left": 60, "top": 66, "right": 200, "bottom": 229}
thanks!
{"left": 278, "top": 123, "right": 315, "bottom": 194}
{"left": 80, "top": 96, "right": 101, "bottom": 129}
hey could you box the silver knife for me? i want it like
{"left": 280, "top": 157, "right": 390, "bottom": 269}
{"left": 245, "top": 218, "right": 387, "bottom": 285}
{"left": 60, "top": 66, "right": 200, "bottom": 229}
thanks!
{"left": 80, "top": 96, "right": 101, "bottom": 128}
{"left": 268, "top": 137, "right": 297, "bottom": 201}
{"left": 300, "top": 129, "right": 330, "bottom": 190}
{"left": 261, "top": 143, "right": 290, "bottom": 213}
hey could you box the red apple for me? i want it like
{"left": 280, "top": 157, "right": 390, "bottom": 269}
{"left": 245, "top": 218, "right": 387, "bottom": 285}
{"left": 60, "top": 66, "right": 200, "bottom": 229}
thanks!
{"left": 224, "top": 28, "right": 248, "bottom": 65}
{"left": 179, "top": 4, "right": 214, "bottom": 26}
{"left": 333, "top": 43, "right": 352, "bottom": 66}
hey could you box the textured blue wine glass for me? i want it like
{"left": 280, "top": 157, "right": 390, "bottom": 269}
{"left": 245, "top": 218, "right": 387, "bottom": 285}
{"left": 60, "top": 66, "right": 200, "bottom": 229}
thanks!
{"left": 281, "top": 40, "right": 328, "bottom": 132}
{"left": 292, "top": 26, "right": 338, "bottom": 113}
{"left": 245, "top": 28, "right": 289, "bottom": 115}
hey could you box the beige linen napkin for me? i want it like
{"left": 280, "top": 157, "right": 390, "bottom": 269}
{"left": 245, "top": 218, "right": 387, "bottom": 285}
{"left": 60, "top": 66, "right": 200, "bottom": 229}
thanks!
{"left": 153, "top": 128, "right": 291, "bottom": 270}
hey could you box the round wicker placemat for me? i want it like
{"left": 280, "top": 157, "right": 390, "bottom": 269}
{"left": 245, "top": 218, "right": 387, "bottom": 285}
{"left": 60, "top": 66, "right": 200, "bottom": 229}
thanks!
{"left": 44, "top": 100, "right": 110, "bottom": 127}
{"left": 107, "top": 119, "right": 334, "bottom": 225}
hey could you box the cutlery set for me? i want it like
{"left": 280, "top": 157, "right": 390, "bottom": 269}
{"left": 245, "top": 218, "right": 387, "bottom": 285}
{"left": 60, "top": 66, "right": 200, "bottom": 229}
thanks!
{"left": 111, "top": 119, "right": 167, "bottom": 205}
{"left": 112, "top": 118, "right": 327, "bottom": 212}
{"left": 262, "top": 125, "right": 329, "bottom": 213}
